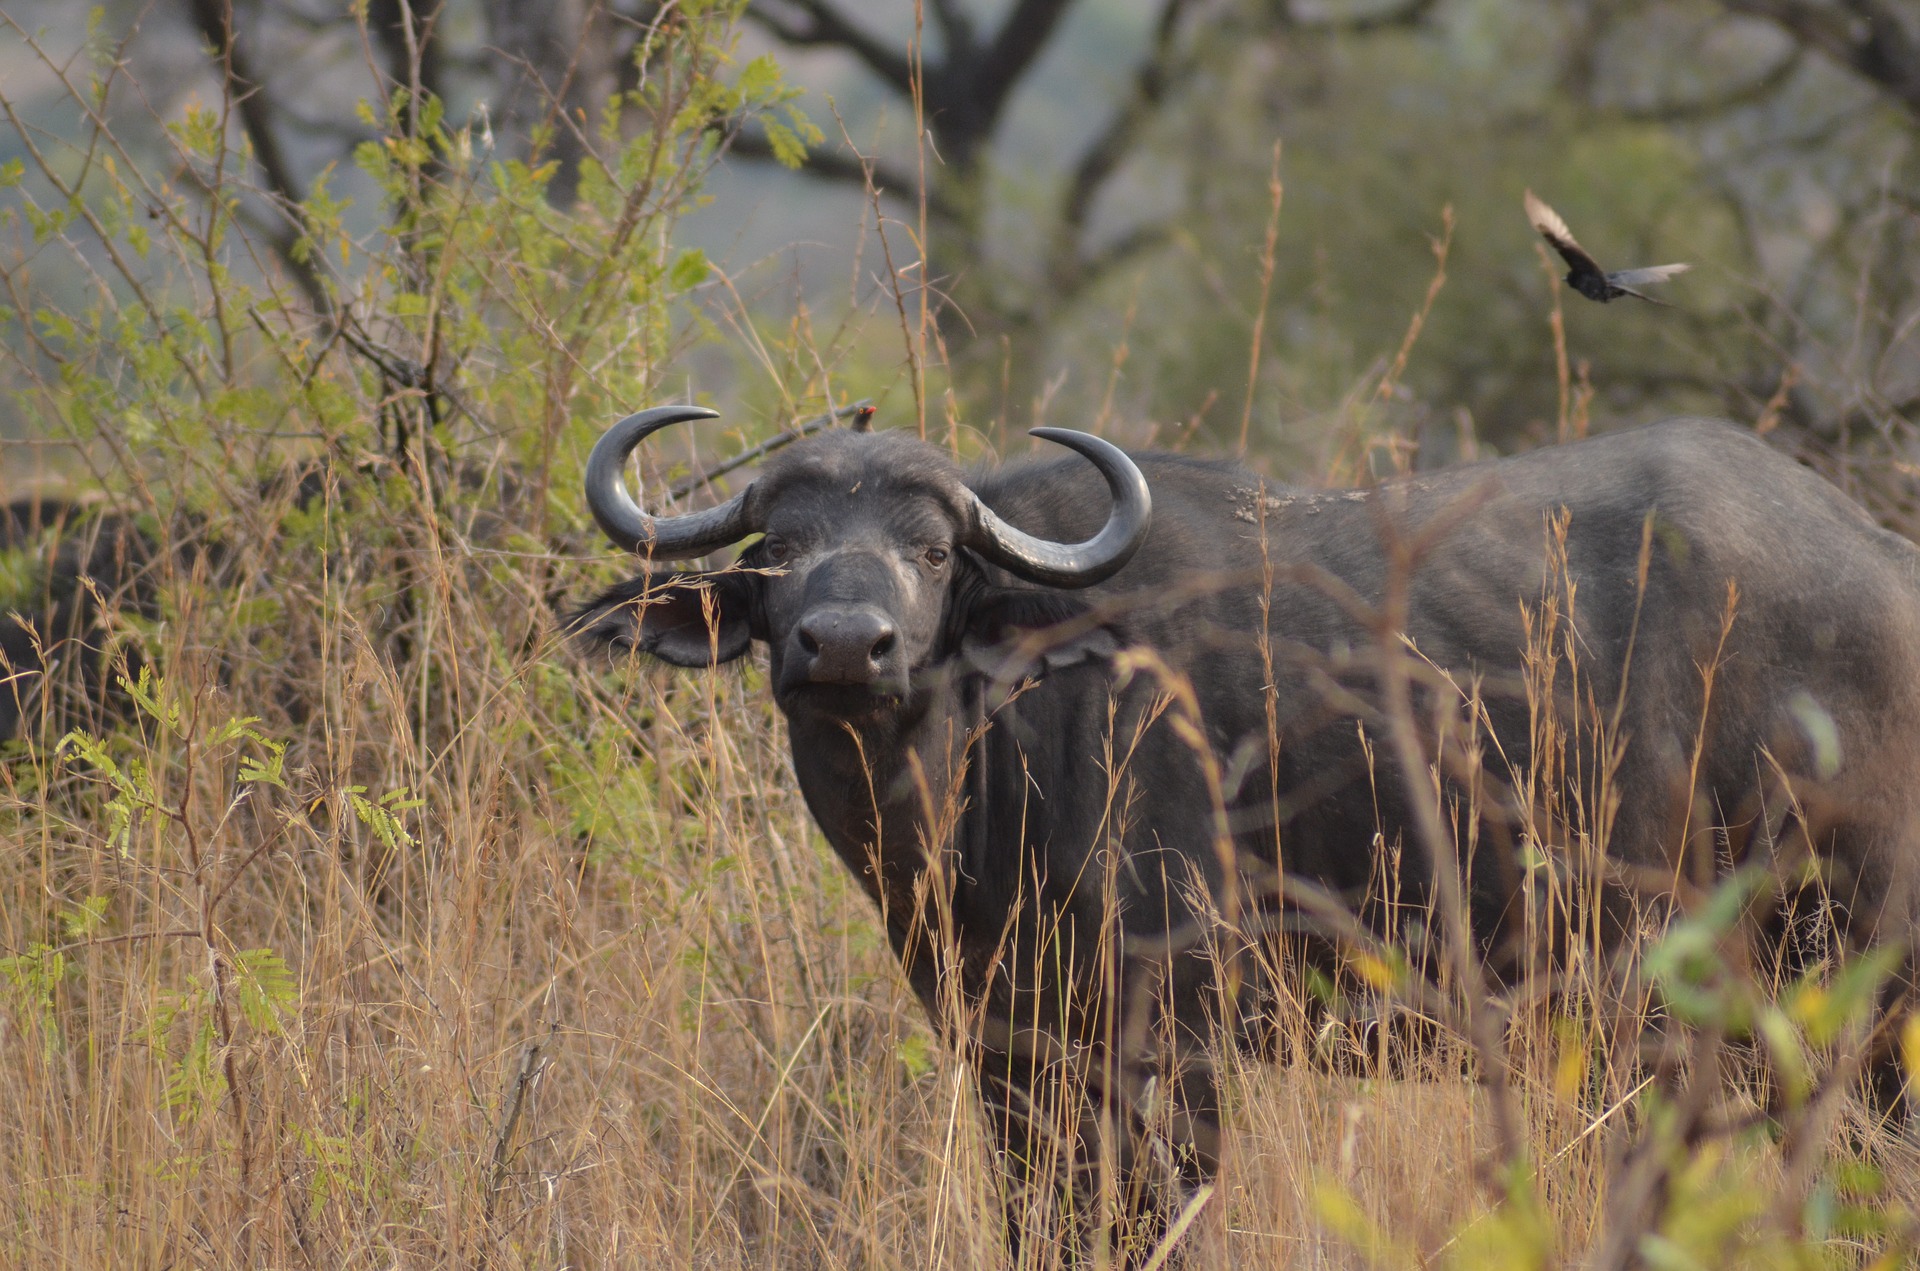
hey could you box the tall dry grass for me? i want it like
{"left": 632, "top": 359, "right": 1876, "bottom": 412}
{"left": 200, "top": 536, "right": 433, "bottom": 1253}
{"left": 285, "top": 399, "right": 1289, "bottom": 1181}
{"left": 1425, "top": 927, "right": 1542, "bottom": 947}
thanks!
{"left": 3, "top": 6, "right": 1919, "bottom": 1268}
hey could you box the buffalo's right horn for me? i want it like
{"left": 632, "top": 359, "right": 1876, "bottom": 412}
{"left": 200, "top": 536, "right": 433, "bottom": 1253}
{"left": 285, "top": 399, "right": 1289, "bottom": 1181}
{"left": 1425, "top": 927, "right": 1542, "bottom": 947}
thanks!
{"left": 584, "top": 405, "right": 758, "bottom": 559}
{"left": 965, "top": 429, "right": 1152, "bottom": 588}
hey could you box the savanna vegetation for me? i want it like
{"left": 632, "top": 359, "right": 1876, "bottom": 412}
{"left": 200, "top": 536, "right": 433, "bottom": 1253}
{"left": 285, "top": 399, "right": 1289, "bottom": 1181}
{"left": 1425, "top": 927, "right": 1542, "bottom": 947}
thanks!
{"left": 3, "top": 0, "right": 1920, "bottom": 1266}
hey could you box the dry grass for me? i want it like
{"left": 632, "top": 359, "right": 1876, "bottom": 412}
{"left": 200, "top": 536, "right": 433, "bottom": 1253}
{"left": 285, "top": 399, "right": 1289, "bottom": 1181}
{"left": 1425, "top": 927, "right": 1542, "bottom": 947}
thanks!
{"left": 0, "top": 519, "right": 1516, "bottom": 1268}
{"left": 4, "top": 10, "right": 1919, "bottom": 1268}
{"left": 7, "top": 419, "right": 1918, "bottom": 1269}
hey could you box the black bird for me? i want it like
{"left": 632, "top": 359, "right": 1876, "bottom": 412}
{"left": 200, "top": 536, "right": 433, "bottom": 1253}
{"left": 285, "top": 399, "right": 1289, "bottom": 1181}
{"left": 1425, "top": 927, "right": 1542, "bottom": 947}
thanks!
{"left": 1525, "top": 190, "right": 1690, "bottom": 304}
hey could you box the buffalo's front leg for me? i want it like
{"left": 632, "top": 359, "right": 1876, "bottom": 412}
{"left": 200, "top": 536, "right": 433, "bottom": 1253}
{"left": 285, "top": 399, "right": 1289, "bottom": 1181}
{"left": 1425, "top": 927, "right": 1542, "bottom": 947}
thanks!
{"left": 974, "top": 1037, "right": 1219, "bottom": 1267}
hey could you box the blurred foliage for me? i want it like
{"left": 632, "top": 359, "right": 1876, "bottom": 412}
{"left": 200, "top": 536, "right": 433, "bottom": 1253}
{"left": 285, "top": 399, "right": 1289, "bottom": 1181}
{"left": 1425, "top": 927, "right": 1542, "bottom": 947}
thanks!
{"left": 706, "top": 0, "right": 1920, "bottom": 459}
{"left": 1018, "top": 0, "right": 1917, "bottom": 458}
{"left": 0, "top": 0, "right": 822, "bottom": 502}
{"left": 4, "top": 0, "right": 1916, "bottom": 465}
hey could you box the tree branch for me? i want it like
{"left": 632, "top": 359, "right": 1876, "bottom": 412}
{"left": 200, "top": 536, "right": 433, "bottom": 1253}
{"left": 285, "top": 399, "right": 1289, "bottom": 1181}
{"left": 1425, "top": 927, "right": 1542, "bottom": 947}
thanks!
{"left": 1073, "top": 219, "right": 1177, "bottom": 292}
{"left": 181, "top": 0, "right": 331, "bottom": 314}
{"left": 973, "top": 0, "right": 1079, "bottom": 121}
{"left": 367, "top": 0, "right": 449, "bottom": 110}
{"left": 366, "top": 0, "right": 449, "bottom": 193}
{"left": 722, "top": 127, "right": 952, "bottom": 219}
{"left": 743, "top": 0, "right": 917, "bottom": 96}
{"left": 1720, "top": 0, "right": 1920, "bottom": 118}
{"left": 1279, "top": 0, "right": 1441, "bottom": 33}
{"left": 667, "top": 400, "right": 873, "bottom": 500}
{"left": 926, "top": 0, "right": 975, "bottom": 57}
{"left": 1061, "top": 0, "right": 1200, "bottom": 239}
{"left": 1597, "top": 46, "right": 1806, "bottom": 122}
{"left": 183, "top": 0, "right": 305, "bottom": 209}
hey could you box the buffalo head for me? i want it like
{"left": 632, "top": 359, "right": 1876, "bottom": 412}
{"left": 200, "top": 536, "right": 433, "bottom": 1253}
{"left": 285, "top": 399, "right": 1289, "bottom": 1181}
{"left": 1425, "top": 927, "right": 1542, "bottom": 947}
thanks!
{"left": 567, "top": 405, "right": 1152, "bottom": 721}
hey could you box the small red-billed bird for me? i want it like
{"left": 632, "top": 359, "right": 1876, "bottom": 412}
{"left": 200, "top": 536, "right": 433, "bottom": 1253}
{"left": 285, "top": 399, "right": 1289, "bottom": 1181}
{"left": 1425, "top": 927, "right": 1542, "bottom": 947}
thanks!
{"left": 1525, "top": 190, "right": 1691, "bottom": 305}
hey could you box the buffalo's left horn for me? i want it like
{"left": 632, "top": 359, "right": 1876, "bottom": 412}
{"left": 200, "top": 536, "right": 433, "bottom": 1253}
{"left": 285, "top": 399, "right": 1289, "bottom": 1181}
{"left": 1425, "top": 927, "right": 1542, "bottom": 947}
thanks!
{"left": 965, "top": 429, "right": 1152, "bottom": 588}
{"left": 585, "top": 405, "right": 759, "bottom": 558}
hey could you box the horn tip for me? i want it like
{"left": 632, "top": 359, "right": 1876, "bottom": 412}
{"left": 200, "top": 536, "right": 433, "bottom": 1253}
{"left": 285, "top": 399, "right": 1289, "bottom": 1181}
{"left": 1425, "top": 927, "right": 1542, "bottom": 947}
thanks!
{"left": 1029, "top": 427, "right": 1120, "bottom": 454}
{"left": 616, "top": 404, "right": 720, "bottom": 423}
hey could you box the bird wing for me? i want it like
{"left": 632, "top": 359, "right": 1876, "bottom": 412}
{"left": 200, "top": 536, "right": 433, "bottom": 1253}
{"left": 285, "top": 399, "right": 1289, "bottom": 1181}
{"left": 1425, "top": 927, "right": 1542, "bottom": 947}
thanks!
{"left": 1608, "top": 285, "right": 1672, "bottom": 306}
{"left": 1523, "top": 189, "right": 1603, "bottom": 277}
{"left": 1606, "top": 263, "right": 1691, "bottom": 287}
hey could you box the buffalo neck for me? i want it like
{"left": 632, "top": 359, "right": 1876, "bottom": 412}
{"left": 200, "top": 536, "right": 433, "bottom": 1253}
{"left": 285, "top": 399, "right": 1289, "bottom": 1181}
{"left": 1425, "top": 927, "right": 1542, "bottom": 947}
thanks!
{"left": 781, "top": 672, "right": 976, "bottom": 916}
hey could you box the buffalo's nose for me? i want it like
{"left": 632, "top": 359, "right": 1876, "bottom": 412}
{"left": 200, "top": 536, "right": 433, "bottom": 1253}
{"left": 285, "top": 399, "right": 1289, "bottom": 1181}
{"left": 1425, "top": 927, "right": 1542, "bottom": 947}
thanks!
{"left": 794, "top": 608, "right": 900, "bottom": 685}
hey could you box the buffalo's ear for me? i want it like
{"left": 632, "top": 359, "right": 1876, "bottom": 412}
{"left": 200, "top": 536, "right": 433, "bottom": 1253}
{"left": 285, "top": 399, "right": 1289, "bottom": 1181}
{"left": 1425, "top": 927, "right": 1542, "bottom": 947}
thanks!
{"left": 958, "top": 588, "right": 1119, "bottom": 675}
{"left": 567, "top": 571, "right": 761, "bottom": 667}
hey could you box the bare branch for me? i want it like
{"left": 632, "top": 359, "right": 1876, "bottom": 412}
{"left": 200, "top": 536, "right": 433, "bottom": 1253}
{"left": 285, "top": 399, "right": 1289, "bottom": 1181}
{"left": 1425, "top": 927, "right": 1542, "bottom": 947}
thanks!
{"left": 1278, "top": 0, "right": 1442, "bottom": 32}
{"left": 1721, "top": 0, "right": 1920, "bottom": 118}
{"left": 483, "top": 1024, "right": 554, "bottom": 1219}
{"left": 1062, "top": 220, "right": 1178, "bottom": 298}
{"left": 367, "top": 0, "right": 449, "bottom": 109}
{"left": 972, "top": 0, "right": 1079, "bottom": 121}
{"left": 721, "top": 128, "right": 948, "bottom": 217}
{"left": 179, "top": 0, "right": 331, "bottom": 314}
{"left": 926, "top": 0, "right": 975, "bottom": 56}
{"left": 667, "top": 401, "right": 874, "bottom": 501}
{"left": 744, "top": 0, "right": 917, "bottom": 96}
{"left": 1061, "top": 0, "right": 1200, "bottom": 240}
{"left": 182, "top": 0, "right": 305, "bottom": 208}
{"left": 483, "top": 0, "right": 616, "bottom": 208}
{"left": 1598, "top": 47, "right": 1806, "bottom": 122}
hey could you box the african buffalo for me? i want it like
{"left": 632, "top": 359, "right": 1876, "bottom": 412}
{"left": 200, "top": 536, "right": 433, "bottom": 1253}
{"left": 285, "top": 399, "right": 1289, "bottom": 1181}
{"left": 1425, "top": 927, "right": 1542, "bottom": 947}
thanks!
{"left": 570, "top": 407, "right": 1920, "bottom": 1262}
{"left": 0, "top": 499, "right": 154, "bottom": 744}
{"left": 0, "top": 465, "right": 516, "bottom": 747}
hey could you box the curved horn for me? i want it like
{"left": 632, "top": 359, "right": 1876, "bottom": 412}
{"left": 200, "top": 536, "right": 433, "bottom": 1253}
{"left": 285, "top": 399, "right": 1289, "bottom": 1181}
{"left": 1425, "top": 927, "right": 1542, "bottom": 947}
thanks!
{"left": 966, "top": 429, "right": 1152, "bottom": 588}
{"left": 585, "top": 405, "right": 758, "bottom": 559}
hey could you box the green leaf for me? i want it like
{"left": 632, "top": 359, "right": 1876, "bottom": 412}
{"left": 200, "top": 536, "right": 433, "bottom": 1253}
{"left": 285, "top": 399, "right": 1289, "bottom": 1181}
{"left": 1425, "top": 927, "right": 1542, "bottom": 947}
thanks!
{"left": 736, "top": 54, "right": 784, "bottom": 102}
{"left": 121, "top": 664, "right": 184, "bottom": 736}
{"left": 1313, "top": 1180, "right": 1418, "bottom": 1270}
{"left": 896, "top": 1030, "right": 937, "bottom": 1081}
{"left": 669, "top": 248, "right": 710, "bottom": 291}
{"left": 62, "top": 896, "right": 111, "bottom": 941}
{"left": 233, "top": 948, "right": 297, "bottom": 1033}
{"left": 237, "top": 739, "right": 287, "bottom": 789}
{"left": 1636, "top": 1234, "right": 1710, "bottom": 1271}
{"left": 166, "top": 1016, "right": 220, "bottom": 1113}
{"left": 347, "top": 785, "right": 418, "bottom": 851}
{"left": 0, "top": 943, "right": 70, "bottom": 1059}
{"left": 763, "top": 119, "right": 810, "bottom": 170}
{"left": 208, "top": 715, "right": 265, "bottom": 747}
{"left": 1753, "top": 1005, "right": 1810, "bottom": 1106}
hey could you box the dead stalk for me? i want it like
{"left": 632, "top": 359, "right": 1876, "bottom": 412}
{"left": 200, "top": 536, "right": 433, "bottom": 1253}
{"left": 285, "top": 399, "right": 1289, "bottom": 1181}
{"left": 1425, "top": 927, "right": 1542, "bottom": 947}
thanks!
{"left": 1239, "top": 142, "right": 1284, "bottom": 453}
{"left": 485, "top": 1024, "right": 555, "bottom": 1221}
{"left": 1534, "top": 238, "right": 1573, "bottom": 442}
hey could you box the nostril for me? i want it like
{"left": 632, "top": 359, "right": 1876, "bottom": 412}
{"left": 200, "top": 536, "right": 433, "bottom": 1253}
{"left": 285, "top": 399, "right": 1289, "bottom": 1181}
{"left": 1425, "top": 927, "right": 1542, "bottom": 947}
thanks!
{"left": 795, "top": 610, "right": 896, "bottom": 684}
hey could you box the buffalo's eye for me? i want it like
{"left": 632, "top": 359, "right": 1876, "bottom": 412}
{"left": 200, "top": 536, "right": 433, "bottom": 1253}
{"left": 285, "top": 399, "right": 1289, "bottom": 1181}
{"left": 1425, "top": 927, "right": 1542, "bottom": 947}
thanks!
{"left": 762, "top": 535, "right": 790, "bottom": 563}
{"left": 924, "top": 545, "right": 950, "bottom": 569}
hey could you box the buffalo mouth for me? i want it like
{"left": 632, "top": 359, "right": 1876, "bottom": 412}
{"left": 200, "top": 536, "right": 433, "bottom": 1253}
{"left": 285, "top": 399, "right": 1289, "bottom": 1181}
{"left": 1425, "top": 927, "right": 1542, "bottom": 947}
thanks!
{"left": 777, "top": 680, "right": 909, "bottom": 723}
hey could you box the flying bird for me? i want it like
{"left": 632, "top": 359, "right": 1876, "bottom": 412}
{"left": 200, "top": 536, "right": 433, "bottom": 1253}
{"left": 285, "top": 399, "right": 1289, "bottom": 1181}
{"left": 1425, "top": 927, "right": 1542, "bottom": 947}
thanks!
{"left": 1525, "top": 190, "right": 1690, "bottom": 305}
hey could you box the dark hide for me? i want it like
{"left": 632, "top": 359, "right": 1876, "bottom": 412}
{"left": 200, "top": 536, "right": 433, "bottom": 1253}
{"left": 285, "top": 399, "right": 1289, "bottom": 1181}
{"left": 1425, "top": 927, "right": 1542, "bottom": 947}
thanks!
{"left": 1, "top": 499, "right": 154, "bottom": 744}
{"left": 570, "top": 418, "right": 1920, "bottom": 1262}
{"left": 0, "top": 464, "right": 519, "bottom": 747}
